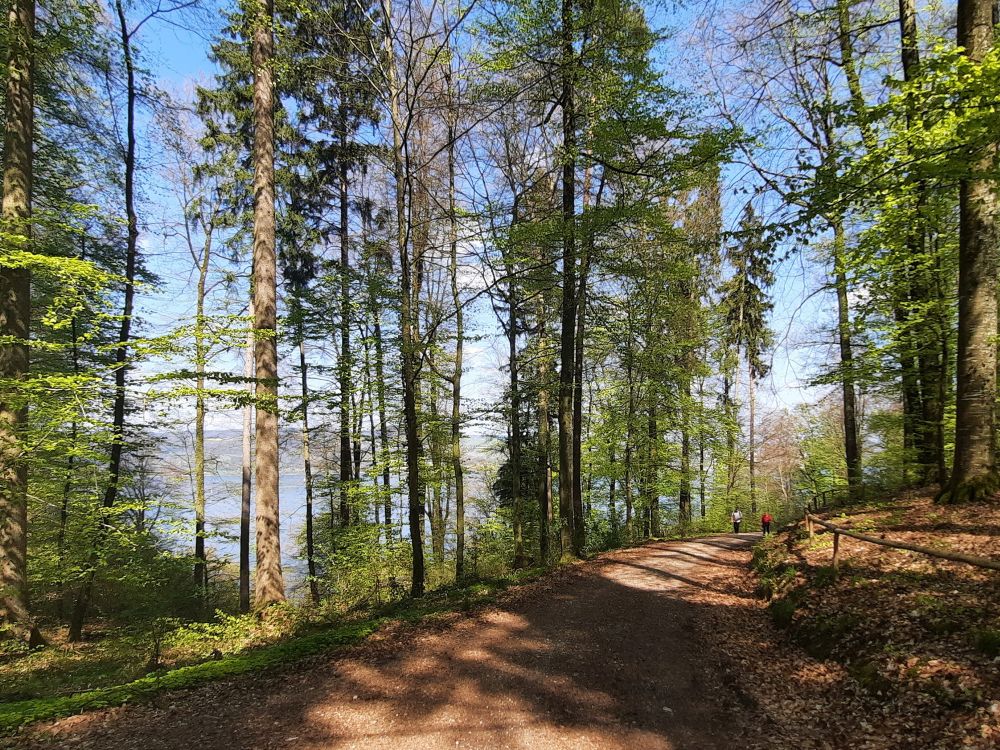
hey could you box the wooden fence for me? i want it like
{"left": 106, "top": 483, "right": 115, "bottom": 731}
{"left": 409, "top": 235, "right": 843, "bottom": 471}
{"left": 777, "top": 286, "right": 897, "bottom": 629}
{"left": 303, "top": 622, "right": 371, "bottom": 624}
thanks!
{"left": 803, "top": 512, "right": 1000, "bottom": 575}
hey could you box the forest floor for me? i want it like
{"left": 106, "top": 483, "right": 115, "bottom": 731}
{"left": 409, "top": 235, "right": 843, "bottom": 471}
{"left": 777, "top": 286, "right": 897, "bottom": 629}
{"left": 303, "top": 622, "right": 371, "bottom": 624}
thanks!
{"left": 7, "top": 503, "right": 999, "bottom": 749}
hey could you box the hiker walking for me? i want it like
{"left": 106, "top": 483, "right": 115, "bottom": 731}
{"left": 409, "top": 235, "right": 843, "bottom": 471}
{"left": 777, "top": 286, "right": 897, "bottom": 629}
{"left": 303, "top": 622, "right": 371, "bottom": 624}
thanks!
{"left": 761, "top": 512, "right": 772, "bottom": 535}
{"left": 731, "top": 508, "right": 743, "bottom": 534}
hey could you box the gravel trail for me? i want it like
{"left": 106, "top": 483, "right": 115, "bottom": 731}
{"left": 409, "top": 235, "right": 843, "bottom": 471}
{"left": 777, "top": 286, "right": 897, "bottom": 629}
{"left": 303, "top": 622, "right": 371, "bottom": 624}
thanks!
{"left": 13, "top": 535, "right": 760, "bottom": 750}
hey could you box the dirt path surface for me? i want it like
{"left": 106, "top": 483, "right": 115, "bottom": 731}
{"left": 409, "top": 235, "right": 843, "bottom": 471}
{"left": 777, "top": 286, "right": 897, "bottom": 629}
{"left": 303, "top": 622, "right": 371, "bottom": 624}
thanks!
{"left": 13, "top": 536, "right": 762, "bottom": 750}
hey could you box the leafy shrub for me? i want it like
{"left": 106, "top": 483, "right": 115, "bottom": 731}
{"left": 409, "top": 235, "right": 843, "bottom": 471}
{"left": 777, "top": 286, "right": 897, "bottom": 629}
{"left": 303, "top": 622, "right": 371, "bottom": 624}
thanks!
{"left": 769, "top": 597, "right": 797, "bottom": 629}
{"left": 972, "top": 628, "right": 1000, "bottom": 658}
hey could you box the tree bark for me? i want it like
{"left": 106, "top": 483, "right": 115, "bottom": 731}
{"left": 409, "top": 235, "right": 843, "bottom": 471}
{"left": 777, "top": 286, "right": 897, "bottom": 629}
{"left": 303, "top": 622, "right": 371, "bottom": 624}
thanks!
{"left": 557, "top": 0, "right": 577, "bottom": 561}
{"left": 239, "top": 303, "right": 253, "bottom": 613}
{"left": 941, "top": 0, "right": 998, "bottom": 502}
{"left": 749, "top": 361, "right": 756, "bottom": 515}
{"left": 446, "top": 71, "right": 466, "bottom": 579}
{"left": 832, "top": 221, "right": 863, "bottom": 501}
{"left": 298, "top": 329, "right": 319, "bottom": 604}
{"left": 69, "top": 0, "right": 139, "bottom": 640}
{"left": 338, "top": 107, "right": 353, "bottom": 529}
{"left": 698, "top": 373, "right": 706, "bottom": 518}
{"left": 381, "top": 0, "right": 424, "bottom": 594}
{"left": 536, "top": 306, "right": 553, "bottom": 563}
{"left": 508, "top": 257, "right": 525, "bottom": 568}
{"left": 623, "top": 359, "right": 635, "bottom": 538}
{"left": 0, "top": 0, "right": 39, "bottom": 645}
{"left": 192, "top": 226, "right": 212, "bottom": 593}
{"left": 250, "top": 0, "right": 284, "bottom": 607}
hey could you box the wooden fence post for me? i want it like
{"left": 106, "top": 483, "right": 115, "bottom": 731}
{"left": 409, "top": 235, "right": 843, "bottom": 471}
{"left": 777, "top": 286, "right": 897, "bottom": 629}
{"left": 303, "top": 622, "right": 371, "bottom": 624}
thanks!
{"left": 832, "top": 531, "right": 840, "bottom": 576}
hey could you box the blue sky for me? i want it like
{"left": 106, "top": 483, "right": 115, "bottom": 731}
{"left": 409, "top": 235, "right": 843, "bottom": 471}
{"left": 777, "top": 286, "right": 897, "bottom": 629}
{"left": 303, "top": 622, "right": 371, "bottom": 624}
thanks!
{"left": 131, "top": 0, "right": 838, "bottom": 435}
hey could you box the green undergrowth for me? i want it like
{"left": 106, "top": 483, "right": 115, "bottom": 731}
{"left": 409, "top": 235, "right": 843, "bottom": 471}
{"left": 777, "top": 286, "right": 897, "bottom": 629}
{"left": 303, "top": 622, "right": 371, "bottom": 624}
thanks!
{"left": 0, "top": 567, "right": 546, "bottom": 734}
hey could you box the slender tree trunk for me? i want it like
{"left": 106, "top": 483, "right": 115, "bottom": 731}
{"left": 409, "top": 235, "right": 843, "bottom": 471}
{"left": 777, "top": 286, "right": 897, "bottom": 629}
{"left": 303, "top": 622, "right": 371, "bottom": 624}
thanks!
{"left": 250, "top": 0, "right": 284, "bottom": 607}
{"left": 364, "top": 335, "right": 380, "bottom": 529}
{"left": 557, "top": 0, "right": 577, "bottom": 561}
{"left": 942, "top": 0, "right": 998, "bottom": 502}
{"left": 832, "top": 220, "right": 863, "bottom": 501}
{"left": 58, "top": 318, "right": 79, "bottom": 621}
{"left": 373, "top": 313, "right": 392, "bottom": 540}
{"left": 382, "top": 0, "right": 424, "bottom": 594}
{"left": 537, "top": 316, "right": 553, "bottom": 563}
{"left": 446, "top": 76, "right": 466, "bottom": 578}
{"left": 69, "top": 0, "right": 139, "bottom": 640}
{"left": 571, "top": 167, "right": 595, "bottom": 556}
{"left": 698, "top": 374, "right": 706, "bottom": 518}
{"left": 298, "top": 329, "right": 319, "bottom": 604}
{"left": 352, "top": 385, "right": 363, "bottom": 486}
{"left": 508, "top": 266, "right": 525, "bottom": 568}
{"left": 608, "top": 443, "right": 617, "bottom": 534}
{"left": 749, "top": 362, "right": 756, "bottom": 515}
{"left": 239, "top": 305, "right": 253, "bottom": 613}
{"left": 192, "top": 234, "right": 211, "bottom": 593}
{"left": 895, "top": 0, "right": 941, "bottom": 484}
{"left": 624, "top": 359, "right": 635, "bottom": 538}
{"left": 646, "top": 400, "right": 659, "bottom": 536}
{"left": 900, "top": 0, "right": 945, "bottom": 486}
{"left": 679, "top": 381, "right": 692, "bottom": 524}
{"left": 338, "top": 110, "right": 353, "bottom": 528}
{"left": 428, "top": 382, "right": 445, "bottom": 566}
{"left": 0, "top": 0, "right": 38, "bottom": 645}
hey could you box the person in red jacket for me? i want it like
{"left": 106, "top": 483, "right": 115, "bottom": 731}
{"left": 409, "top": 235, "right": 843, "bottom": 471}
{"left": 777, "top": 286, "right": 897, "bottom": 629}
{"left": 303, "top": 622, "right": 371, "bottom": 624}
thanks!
{"left": 761, "top": 512, "right": 773, "bottom": 535}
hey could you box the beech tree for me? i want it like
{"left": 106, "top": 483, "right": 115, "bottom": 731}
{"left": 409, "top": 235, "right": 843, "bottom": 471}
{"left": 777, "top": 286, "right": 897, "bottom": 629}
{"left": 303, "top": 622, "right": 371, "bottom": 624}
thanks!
{"left": 0, "top": 0, "right": 40, "bottom": 646}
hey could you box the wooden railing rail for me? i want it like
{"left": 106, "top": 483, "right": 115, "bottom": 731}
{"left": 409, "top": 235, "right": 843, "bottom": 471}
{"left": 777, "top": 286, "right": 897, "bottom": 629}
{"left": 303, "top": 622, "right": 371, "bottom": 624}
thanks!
{"left": 804, "top": 512, "right": 1000, "bottom": 574}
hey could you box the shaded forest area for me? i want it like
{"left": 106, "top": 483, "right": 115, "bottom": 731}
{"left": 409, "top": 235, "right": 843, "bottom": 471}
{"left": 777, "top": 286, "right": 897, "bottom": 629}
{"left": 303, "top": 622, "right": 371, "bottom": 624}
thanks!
{"left": 1, "top": 0, "right": 999, "bottom": 707}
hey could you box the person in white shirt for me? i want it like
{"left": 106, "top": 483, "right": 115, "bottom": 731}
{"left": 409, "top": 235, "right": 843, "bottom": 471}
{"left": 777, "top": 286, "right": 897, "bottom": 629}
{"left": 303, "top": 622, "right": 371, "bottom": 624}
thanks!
{"left": 731, "top": 509, "right": 743, "bottom": 534}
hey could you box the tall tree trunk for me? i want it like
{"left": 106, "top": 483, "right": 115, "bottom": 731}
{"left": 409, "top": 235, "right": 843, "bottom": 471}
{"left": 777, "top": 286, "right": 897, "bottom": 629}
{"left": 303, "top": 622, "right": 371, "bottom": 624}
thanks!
{"left": 571, "top": 168, "right": 595, "bottom": 556}
{"left": 536, "top": 314, "right": 553, "bottom": 563}
{"left": 373, "top": 311, "right": 392, "bottom": 541}
{"left": 608, "top": 443, "right": 617, "bottom": 534}
{"left": 698, "top": 374, "right": 706, "bottom": 518}
{"left": 679, "top": 381, "right": 692, "bottom": 524}
{"left": 192, "top": 232, "right": 212, "bottom": 593}
{"left": 428, "top": 381, "right": 445, "bottom": 566}
{"left": 895, "top": 0, "right": 940, "bottom": 484}
{"left": 898, "top": 0, "right": 945, "bottom": 486}
{"left": 352, "top": 385, "right": 363, "bottom": 486}
{"left": 68, "top": 0, "right": 139, "bottom": 641}
{"left": 58, "top": 300, "right": 81, "bottom": 621}
{"left": 571, "top": 251, "right": 587, "bottom": 555}
{"left": 942, "top": 0, "right": 998, "bottom": 502}
{"left": 298, "top": 327, "right": 319, "bottom": 604}
{"left": 446, "top": 76, "right": 466, "bottom": 578}
{"left": 338, "top": 109, "right": 353, "bottom": 528}
{"left": 557, "top": 0, "right": 577, "bottom": 561}
{"left": 646, "top": 400, "right": 659, "bottom": 537}
{"left": 250, "top": 0, "right": 284, "bottom": 607}
{"left": 0, "top": 0, "right": 38, "bottom": 645}
{"left": 508, "top": 265, "right": 525, "bottom": 568}
{"left": 239, "top": 304, "right": 253, "bottom": 613}
{"left": 748, "top": 362, "right": 757, "bottom": 515}
{"left": 623, "top": 360, "right": 635, "bottom": 538}
{"left": 832, "top": 220, "right": 863, "bottom": 501}
{"left": 382, "top": 0, "right": 424, "bottom": 594}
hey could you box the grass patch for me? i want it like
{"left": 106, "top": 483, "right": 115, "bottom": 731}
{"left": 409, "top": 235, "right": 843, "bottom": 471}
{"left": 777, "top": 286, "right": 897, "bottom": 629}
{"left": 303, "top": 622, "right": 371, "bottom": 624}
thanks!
{"left": 794, "top": 613, "right": 861, "bottom": 660}
{"left": 848, "top": 659, "right": 893, "bottom": 696}
{"left": 769, "top": 596, "right": 798, "bottom": 629}
{"left": 972, "top": 628, "right": 1000, "bottom": 658}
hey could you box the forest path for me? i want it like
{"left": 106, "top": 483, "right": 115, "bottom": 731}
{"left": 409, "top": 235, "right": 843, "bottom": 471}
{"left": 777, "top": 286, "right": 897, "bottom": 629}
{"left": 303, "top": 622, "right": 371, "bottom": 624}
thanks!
{"left": 16, "top": 535, "right": 762, "bottom": 750}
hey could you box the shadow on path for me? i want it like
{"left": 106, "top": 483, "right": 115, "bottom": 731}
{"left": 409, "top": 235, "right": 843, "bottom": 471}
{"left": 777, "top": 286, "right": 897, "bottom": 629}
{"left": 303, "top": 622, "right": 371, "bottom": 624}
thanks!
{"left": 18, "top": 536, "right": 759, "bottom": 750}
